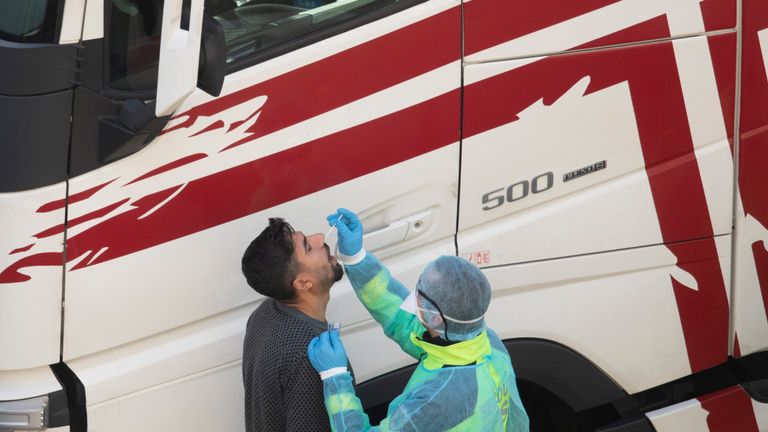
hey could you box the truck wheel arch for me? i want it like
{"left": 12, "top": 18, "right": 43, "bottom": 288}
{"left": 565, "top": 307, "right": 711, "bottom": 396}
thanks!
{"left": 504, "top": 338, "right": 627, "bottom": 412}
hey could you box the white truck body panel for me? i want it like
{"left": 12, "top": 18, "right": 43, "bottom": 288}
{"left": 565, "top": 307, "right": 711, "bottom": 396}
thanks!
{"left": 0, "top": 185, "right": 65, "bottom": 370}
{"left": 3, "top": 0, "right": 768, "bottom": 431}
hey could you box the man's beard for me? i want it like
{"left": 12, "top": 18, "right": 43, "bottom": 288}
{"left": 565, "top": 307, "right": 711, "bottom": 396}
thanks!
{"left": 332, "top": 262, "right": 344, "bottom": 282}
{"left": 324, "top": 242, "right": 344, "bottom": 283}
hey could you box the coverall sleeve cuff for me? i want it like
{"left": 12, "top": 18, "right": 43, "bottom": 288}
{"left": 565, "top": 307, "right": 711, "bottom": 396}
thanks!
{"left": 319, "top": 367, "right": 348, "bottom": 380}
{"left": 340, "top": 249, "right": 366, "bottom": 266}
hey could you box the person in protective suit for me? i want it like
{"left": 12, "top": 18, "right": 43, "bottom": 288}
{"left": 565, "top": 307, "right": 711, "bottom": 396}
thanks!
{"left": 307, "top": 208, "right": 529, "bottom": 432}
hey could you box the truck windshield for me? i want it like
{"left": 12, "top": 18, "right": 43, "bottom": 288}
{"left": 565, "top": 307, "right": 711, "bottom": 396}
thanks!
{"left": 0, "top": 0, "right": 62, "bottom": 43}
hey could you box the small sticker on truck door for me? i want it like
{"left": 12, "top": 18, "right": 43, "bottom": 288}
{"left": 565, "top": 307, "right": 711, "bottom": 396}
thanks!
{"left": 463, "top": 250, "right": 491, "bottom": 266}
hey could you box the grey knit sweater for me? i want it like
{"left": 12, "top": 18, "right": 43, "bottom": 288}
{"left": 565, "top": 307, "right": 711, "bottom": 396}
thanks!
{"left": 242, "top": 298, "right": 332, "bottom": 432}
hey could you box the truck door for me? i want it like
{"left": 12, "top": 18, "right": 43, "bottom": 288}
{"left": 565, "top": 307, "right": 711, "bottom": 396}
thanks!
{"left": 0, "top": 0, "right": 73, "bottom": 424}
{"left": 732, "top": 0, "right": 768, "bottom": 359}
{"left": 55, "top": 0, "right": 460, "bottom": 430}
{"left": 458, "top": 0, "right": 736, "bottom": 397}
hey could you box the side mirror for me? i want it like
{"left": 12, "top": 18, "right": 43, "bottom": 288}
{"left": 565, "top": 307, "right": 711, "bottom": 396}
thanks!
{"left": 197, "top": 14, "right": 226, "bottom": 97}
{"left": 155, "top": 0, "right": 205, "bottom": 116}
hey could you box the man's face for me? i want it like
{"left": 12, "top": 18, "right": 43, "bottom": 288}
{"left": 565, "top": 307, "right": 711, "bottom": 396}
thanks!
{"left": 291, "top": 231, "right": 344, "bottom": 291}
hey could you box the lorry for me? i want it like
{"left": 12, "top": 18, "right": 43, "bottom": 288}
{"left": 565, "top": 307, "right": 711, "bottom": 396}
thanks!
{"left": 1, "top": 0, "right": 767, "bottom": 430}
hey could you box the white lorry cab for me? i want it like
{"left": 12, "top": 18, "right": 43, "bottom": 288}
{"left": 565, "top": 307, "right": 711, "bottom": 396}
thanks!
{"left": 2, "top": 0, "right": 768, "bottom": 430}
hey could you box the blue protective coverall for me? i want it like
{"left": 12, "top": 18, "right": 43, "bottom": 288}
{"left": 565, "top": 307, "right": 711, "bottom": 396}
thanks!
{"left": 320, "top": 252, "right": 529, "bottom": 432}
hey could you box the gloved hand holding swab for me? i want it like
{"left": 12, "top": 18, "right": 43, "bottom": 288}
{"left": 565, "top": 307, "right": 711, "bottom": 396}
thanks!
{"left": 326, "top": 209, "right": 364, "bottom": 256}
{"left": 325, "top": 214, "right": 343, "bottom": 238}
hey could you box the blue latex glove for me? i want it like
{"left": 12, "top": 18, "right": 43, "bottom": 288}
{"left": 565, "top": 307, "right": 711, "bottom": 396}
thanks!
{"left": 308, "top": 330, "right": 348, "bottom": 379}
{"left": 326, "top": 208, "right": 363, "bottom": 256}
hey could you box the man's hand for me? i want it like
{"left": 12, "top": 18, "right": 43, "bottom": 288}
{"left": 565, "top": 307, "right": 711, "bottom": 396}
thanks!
{"left": 327, "top": 208, "right": 363, "bottom": 257}
{"left": 308, "top": 330, "right": 349, "bottom": 380}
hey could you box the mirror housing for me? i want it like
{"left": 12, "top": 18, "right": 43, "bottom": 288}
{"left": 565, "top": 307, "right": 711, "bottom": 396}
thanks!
{"left": 198, "top": 14, "right": 226, "bottom": 97}
{"left": 155, "top": 0, "right": 205, "bottom": 116}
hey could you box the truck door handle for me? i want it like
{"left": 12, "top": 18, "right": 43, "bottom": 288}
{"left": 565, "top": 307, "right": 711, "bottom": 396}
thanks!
{"left": 363, "top": 210, "right": 433, "bottom": 252}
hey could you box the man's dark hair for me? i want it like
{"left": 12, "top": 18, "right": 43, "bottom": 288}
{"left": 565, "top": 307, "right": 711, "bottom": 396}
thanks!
{"left": 242, "top": 218, "right": 298, "bottom": 301}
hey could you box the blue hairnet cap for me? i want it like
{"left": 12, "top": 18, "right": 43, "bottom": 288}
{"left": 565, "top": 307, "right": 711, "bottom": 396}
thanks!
{"left": 416, "top": 256, "right": 492, "bottom": 341}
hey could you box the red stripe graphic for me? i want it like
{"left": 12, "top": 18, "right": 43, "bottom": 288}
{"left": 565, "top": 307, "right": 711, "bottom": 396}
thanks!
{"left": 1, "top": 7, "right": 462, "bottom": 283}
{"left": 740, "top": 0, "right": 768, "bottom": 226}
{"left": 464, "top": 0, "right": 735, "bottom": 58}
{"left": 668, "top": 239, "right": 730, "bottom": 373}
{"left": 191, "top": 120, "right": 224, "bottom": 138}
{"left": 704, "top": 33, "right": 737, "bottom": 153}
{"left": 227, "top": 109, "right": 260, "bottom": 133}
{"left": 37, "top": 179, "right": 116, "bottom": 213}
{"left": 576, "top": 15, "right": 670, "bottom": 51}
{"left": 64, "top": 91, "right": 458, "bottom": 268}
{"left": 464, "top": 17, "right": 730, "bottom": 372}
{"left": 0, "top": 90, "right": 459, "bottom": 282}
{"left": 33, "top": 224, "right": 65, "bottom": 240}
{"left": 10, "top": 244, "right": 34, "bottom": 255}
{"left": 33, "top": 199, "right": 130, "bottom": 240}
{"left": 739, "top": 0, "right": 768, "bottom": 318}
{"left": 0, "top": 253, "right": 62, "bottom": 284}
{"left": 463, "top": 0, "right": 620, "bottom": 56}
{"left": 126, "top": 154, "right": 208, "bottom": 185}
{"left": 699, "top": 386, "right": 760, "bottom": 432}
{"left": 700, "top": 0, "right": 737, "bottom": 33}
{"left": 2, "top": 3, "right": 740, "bottom": 343}
{"left": 755, "top": 242, "right": 768, "bottom": 323}
{"left": 163, "top": 6, "right": 460, "bottom": 152}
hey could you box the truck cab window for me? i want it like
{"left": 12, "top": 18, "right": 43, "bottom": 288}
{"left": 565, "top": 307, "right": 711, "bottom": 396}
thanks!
{"left": 109, "top": 0, "right": 163, "bottom": 91}
{"left": 210, "top": 0, "right": 401, "bottom": 64}
{"left": 0, "top": 0, "right": 61, "bottom": 43}
{"left": 106, "top": 0, "right": 409, "bottom": 92}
